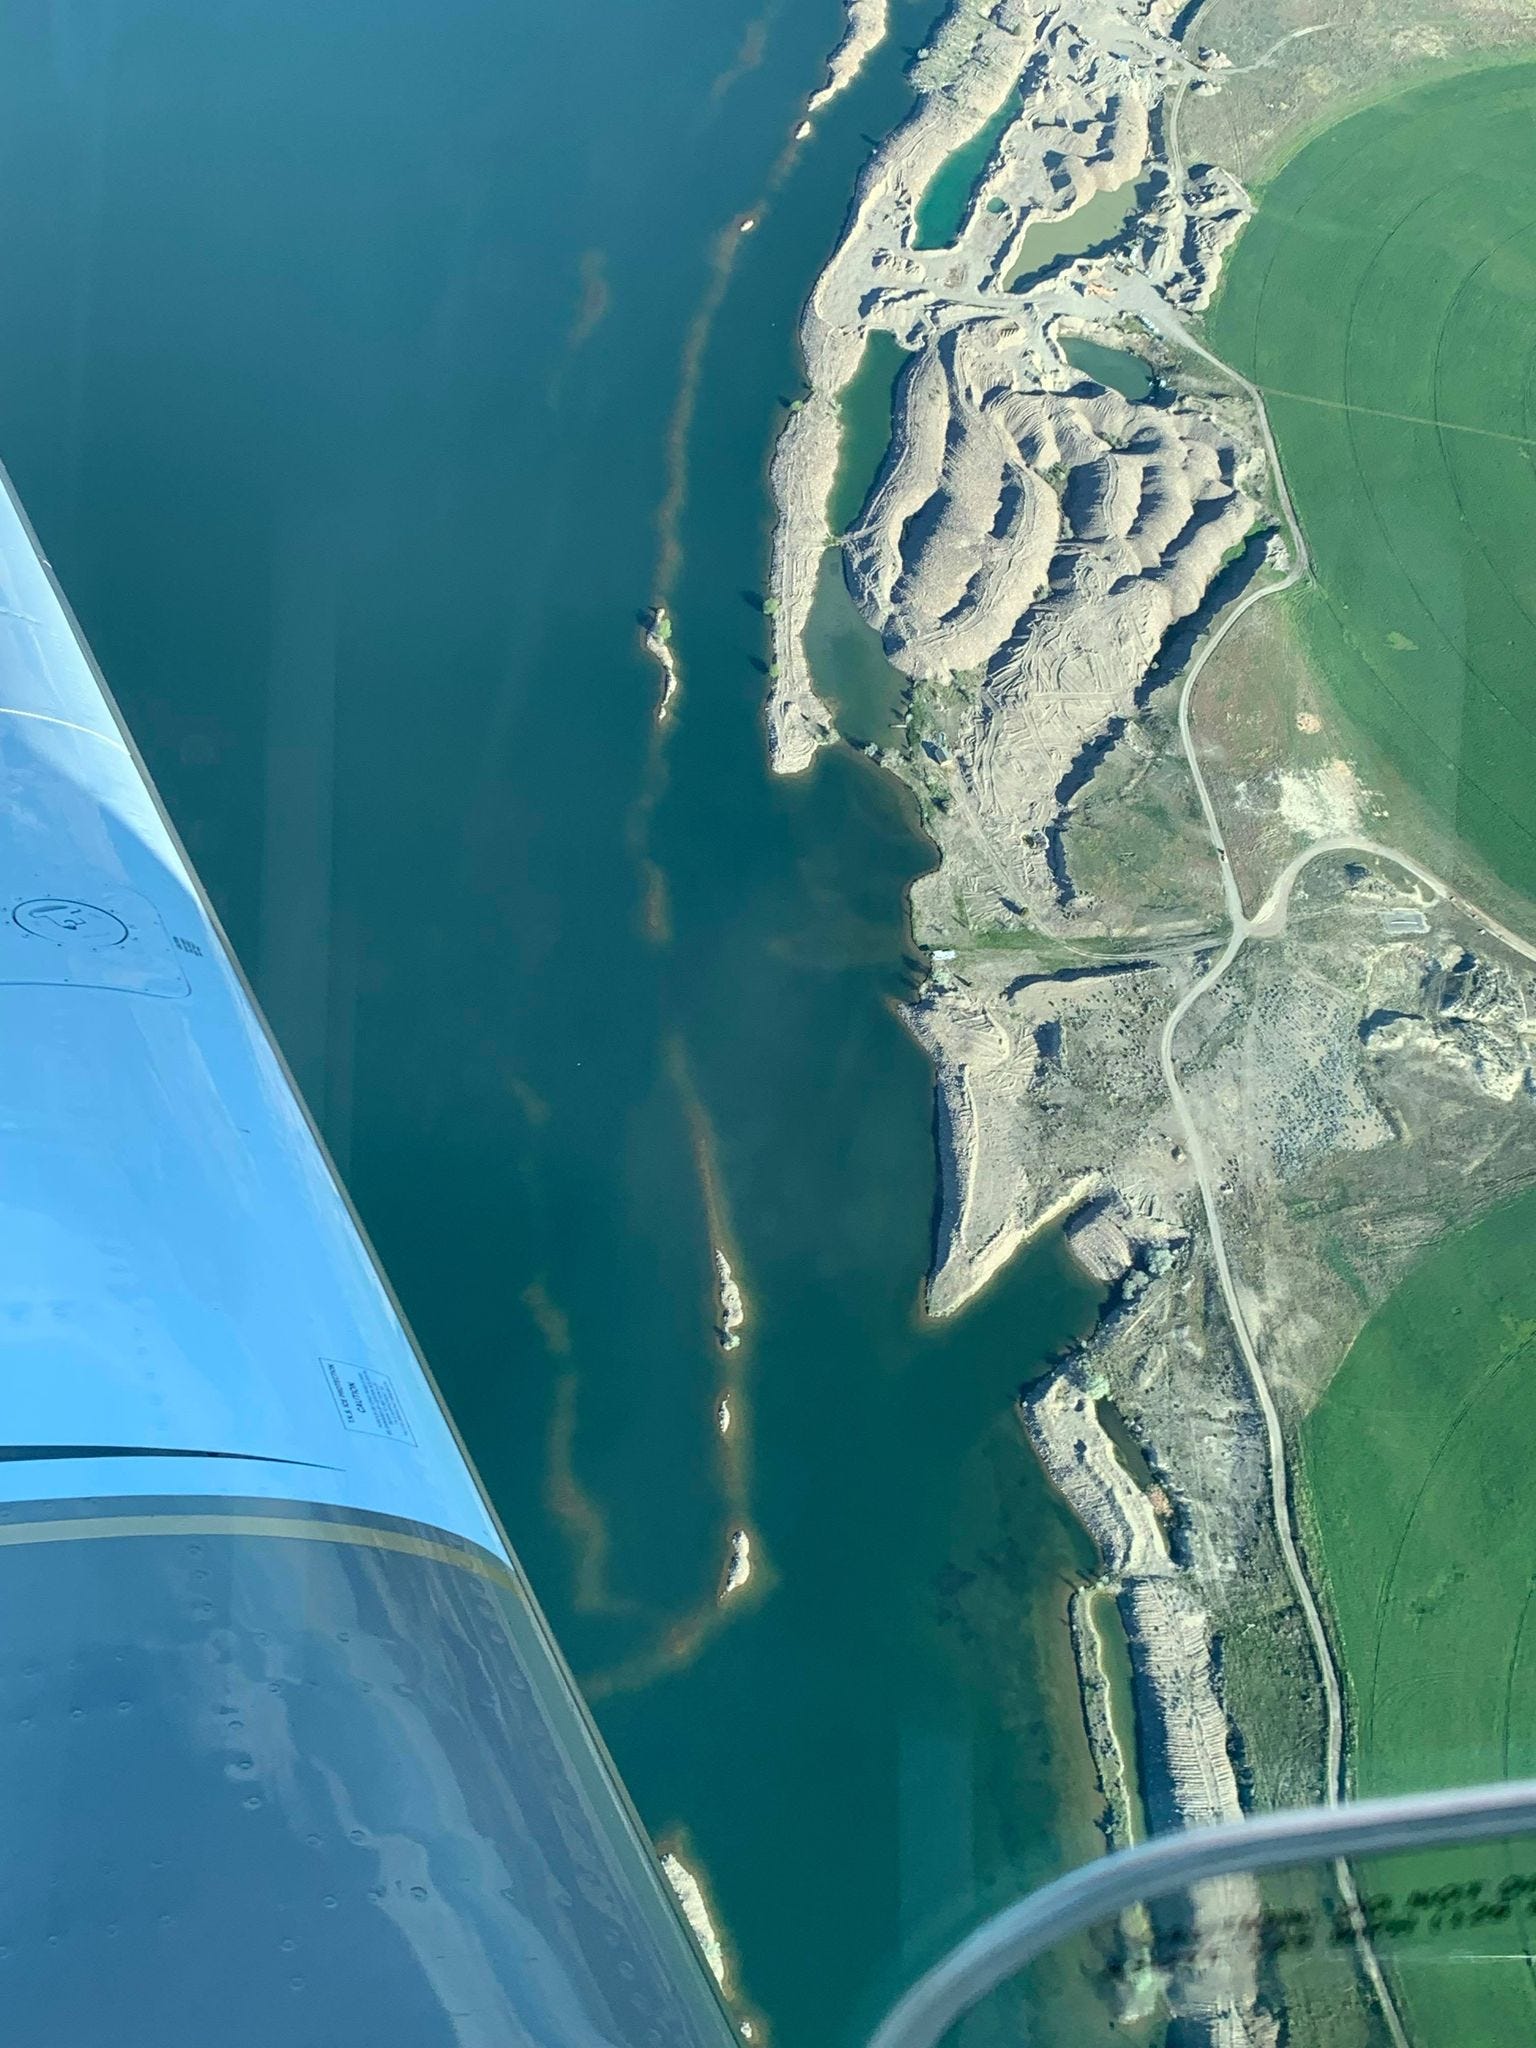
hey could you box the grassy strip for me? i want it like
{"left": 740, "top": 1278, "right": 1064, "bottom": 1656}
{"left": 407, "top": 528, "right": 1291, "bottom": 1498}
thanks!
{"left": 1208, "top": 61, "right": 1536, "bottom": 902}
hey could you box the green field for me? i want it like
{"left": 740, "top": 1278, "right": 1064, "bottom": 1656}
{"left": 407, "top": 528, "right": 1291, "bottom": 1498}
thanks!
{"left": 1302, "top": 1187, "right": 1536, "bottom": 2043}
{"left": 1207, "top": 63, "right": 1536, "bottom": 900}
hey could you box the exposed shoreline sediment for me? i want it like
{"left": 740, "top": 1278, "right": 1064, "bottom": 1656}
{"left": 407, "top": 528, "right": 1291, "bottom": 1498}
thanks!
{"left": 761, "top": 7, "right": 1276, "bottom": 2034}
{"left": 749, "top": 7, "right": 1536, "bottom": 2042}
{"left": 720, "top": 1526, "right": 752, "bottom": 1600}
{"left": 806, "top": 0, "right": 890, "bottom": 115}
{"left": 661, "top": 1847, "right": 729, "bottom": 1989}
{"left": 714, "top": 1246, "right": 746, "bottom": 1350}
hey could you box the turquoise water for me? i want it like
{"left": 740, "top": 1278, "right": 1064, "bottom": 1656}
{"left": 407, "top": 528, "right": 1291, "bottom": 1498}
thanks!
{"left": 0, "top": 3, "right": 1111, "bottom": 2042}
{"left": 913, "top": 95, "right": 1019, "bottom": 249}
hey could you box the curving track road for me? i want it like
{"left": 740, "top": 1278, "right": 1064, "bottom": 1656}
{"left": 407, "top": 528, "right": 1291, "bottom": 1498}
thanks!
{"left": 1132, "top": 294, "right": 1536, "bottom": 2048}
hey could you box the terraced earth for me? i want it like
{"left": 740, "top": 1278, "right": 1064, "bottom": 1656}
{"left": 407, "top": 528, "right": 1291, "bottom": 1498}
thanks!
{"left": 1301, "top": 1186, "right": 1536, "bottom": 2044}
{"left": 1208, "top": 61, "right": 1536, "bottom": 899}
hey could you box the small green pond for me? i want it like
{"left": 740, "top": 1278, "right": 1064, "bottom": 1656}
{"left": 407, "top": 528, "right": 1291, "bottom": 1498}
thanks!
{"left": 913, "top": 94, "right": 1019, "bottom": 250}
{"left": 1062, "top": 336, "right": 1155, "bottom": 402}
{"left": 827, "top": 330, "right": 910, "bottom": 534}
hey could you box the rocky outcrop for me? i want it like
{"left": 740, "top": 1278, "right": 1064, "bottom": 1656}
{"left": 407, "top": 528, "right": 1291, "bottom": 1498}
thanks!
{"left": 905, "top": 948, "right": 1193, "bottom": 1317}
{"left": 720, "top": 1528, "right": 752, "bottom": 1600}
{"left": 643, "top": 604, "right": 680, "bottom": 722}
{"left": 714, "top": 1247, "right": 746, "bottom": 1350}
{"left": 1024, "top": 1373, "right": 1276, "bottom": 2046}
{"left": 661, "top": 1851, "right": 727, "bottom": 1989}
{"left": 1359, "top": 945, "right": 1536, "bottom": 1102}
{"left": 1064, "top": 1185, "right": 1184, "bottom": 1288}
{"left": 805, "top": 0, "right": 889, "bottom": 115}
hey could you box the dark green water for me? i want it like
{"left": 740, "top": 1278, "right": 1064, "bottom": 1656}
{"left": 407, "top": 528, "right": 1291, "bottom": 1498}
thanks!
{"left": 1063, "top": 337, "right": 1155, "bottom": 403}
{"left": 0, "top": 3, "right": 1110, "bottom": 2041}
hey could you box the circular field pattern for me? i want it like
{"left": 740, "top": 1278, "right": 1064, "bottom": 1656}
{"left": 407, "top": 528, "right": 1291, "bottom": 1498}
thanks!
{"left": 1302, "top": 1187, "right": 1536, "bottom": 2043}
{"left": 1209, "top": 62, "right": 1536, "bottom": 897}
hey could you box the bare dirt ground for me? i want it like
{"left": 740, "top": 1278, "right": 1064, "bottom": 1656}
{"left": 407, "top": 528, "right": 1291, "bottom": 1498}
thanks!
{"left": 1180, "top": 0, "right": 1536, "bottom": 186}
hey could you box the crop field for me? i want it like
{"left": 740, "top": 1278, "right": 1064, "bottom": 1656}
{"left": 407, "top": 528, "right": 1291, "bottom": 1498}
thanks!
{"left": 1301, "top": 1186, "right": 1536, "bottom": 2043}
{"left": 1207, "top": 62, "right": 1536, "bottom": 900}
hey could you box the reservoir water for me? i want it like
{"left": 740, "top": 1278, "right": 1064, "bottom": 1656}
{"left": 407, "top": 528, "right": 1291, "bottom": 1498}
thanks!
{"left": 0, "top": 3, "right": 1111, "bottom": 2040}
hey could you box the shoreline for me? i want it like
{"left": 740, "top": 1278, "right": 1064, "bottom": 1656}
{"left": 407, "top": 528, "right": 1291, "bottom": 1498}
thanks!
{"left": 758, "top": 6, "right": 1286, "bottom": 2031}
